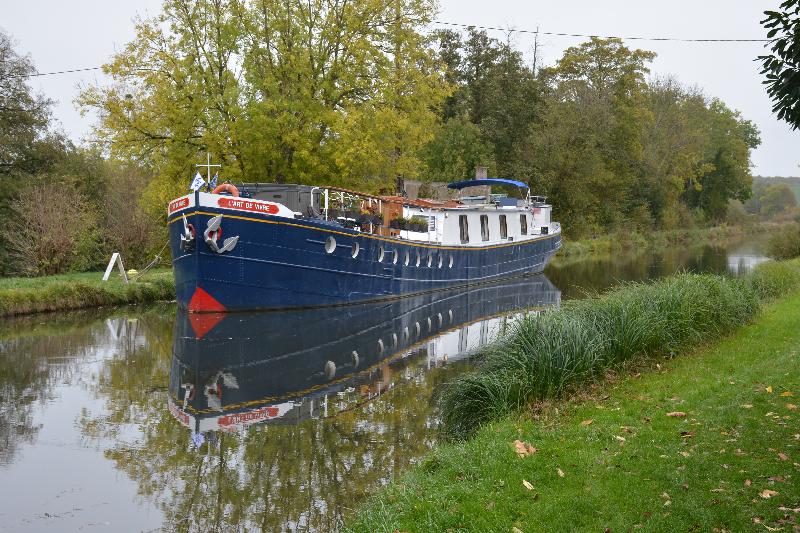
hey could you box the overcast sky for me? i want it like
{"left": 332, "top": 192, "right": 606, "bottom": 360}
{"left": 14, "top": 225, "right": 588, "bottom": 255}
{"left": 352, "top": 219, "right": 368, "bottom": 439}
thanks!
{"left": 2, "top": 0, "right": 796, "bottom": 176}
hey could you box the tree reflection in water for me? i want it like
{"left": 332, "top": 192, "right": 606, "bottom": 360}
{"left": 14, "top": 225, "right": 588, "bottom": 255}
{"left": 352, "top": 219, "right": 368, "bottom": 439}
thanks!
{"left": 83, "top": 276, "right": 561, "bottom": 532}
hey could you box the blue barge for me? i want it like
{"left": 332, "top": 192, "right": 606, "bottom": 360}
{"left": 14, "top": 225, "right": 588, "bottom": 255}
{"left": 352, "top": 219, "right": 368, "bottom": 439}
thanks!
{"left": 167, "top": 179, "right": 561, "bottom": 312}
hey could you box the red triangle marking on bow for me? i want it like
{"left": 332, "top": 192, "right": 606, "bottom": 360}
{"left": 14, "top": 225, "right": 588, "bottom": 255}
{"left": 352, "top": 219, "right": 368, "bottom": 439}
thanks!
{"left": 188, "top": 287, "right": 227, "bottom": 313}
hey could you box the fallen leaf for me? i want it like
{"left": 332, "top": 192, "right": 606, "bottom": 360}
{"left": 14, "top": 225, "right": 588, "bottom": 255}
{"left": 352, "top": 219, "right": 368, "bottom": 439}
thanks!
{"left": 614, "top": 435, "right": 626, "bottom": 442}
{"left": 744, "top": 479, "right": 751, "bottom": 487}
{"left": 661, "top": 492, "right": 671, "bottom": 500}
{"left": 485, "top": 501, "right": 495, "bottom": 510}
{"left": 787, "top": 403, "right": 797, "bottom": 410}
{"left": 760, "top": 489, "right": 778, "bottom": 499}
{"left": 778, "top": 452, "right": 789, "bottom": 461}
{"left": 780, "top": 391, "right": 794, "bottom": 397}
{"left": 680, "top": 431, "right": 695, "bottom": 438}
{"left": 522, "top": 479, "right": 534, "bottom": 491}
{"left": 740, "top": 404, "right": 754, "bottom": 409}
{"left": 580, "top": 419, "right": 594, "bottom": 426}
{"left": 557, "top": 468, "right": 565, "bottom": 478}
{"left": 766, "top": 386, "right": 773, "bottom": 393}
{"left": 513, "top": 440, "right": 538, "bottom": 458}
{"left": 666, "top": 412, "right": 687, "bottom": 418}
{"left": 512, "top": 528, "right": 524, "bottom": 533}
{"left": 710, "top": 488, "right": 725, "bottom": 493}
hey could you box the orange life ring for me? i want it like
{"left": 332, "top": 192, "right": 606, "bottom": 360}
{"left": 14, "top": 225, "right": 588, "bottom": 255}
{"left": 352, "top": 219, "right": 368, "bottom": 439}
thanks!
{"left": 212, "top": 183, "right": 239, "bottom": 197}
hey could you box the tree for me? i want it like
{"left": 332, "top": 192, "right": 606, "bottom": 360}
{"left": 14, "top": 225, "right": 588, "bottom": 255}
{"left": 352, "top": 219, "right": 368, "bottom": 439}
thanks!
{"left": 79, "top": 0, "right": 449, "bottom": 206}
{"left": 0, "top": 30, "right": 94, "bottom": 273}
{"left": 759, "top": 0, "right": 800, "bottom": 129}
{"left": 421, "top": 116, "right": 495, "bottom": 181}
{"left": 0, "top": 31, "right": 54, "bottom": 181}
{"left": 683, "top": 100, "right": 761, "bottom": 221}
{"left": 531, "top": 38, "right": 655, "bottom": 233}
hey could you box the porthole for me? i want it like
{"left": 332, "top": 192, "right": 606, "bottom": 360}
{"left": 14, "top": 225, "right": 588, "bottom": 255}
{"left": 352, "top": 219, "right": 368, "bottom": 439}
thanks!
{"left": 448, "top": 255, "right": 454, "bottom": 268}
{"left": 377, "top": 246, "right": 385, "bottom": 262}
{"left": 325, "top": 236, "right": 336, "bottom": 253}
{"left": 392, "top": 250, "right": 398, "bottom": 264}
{"left": 438, "top": 254, "right": 443, "bottom": 268}
{"left": 324, "top": 360, "right": 336, "bottom": 379}
{"left": 351, "top": 242, "right": 360, "bottom": 258}
{"left": 404, "top": 251, "right": 410, "bottom": 266}
{"left": 414, "top": 322, "right": 421, "bottom": 337}
{"left": 427, "top": 254, "right": 433, "bottom": 268}
{"left": 415, "top": 251, "right": 421, "bottom": 267}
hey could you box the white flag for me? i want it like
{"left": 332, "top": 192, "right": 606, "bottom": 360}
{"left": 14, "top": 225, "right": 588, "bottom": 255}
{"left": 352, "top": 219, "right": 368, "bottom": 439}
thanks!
{"left": 190, "top": 172, "right": 205, "bottom": 191}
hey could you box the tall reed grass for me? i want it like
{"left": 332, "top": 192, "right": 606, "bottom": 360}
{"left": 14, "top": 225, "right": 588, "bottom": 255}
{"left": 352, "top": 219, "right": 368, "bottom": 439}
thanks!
{"left": 439, "top": 260, "right": 800, "bottom": 439}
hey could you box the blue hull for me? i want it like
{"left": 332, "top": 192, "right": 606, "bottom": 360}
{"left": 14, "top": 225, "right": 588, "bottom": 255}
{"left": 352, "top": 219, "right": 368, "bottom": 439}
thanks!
{"left": 169, "top": 192, "right": 562, "bottom": 311}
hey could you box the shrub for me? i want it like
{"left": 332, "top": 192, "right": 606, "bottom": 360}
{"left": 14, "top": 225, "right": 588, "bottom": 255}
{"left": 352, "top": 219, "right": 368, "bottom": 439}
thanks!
{"left": 1, "top": 181, "right": 97, "bottom": 276}
{"left": 767, "top": 223, "right": 800, "bottom": 259}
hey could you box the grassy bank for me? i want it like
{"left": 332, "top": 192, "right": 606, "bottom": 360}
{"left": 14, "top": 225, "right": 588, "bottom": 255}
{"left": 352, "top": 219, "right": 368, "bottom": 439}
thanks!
{"left": 554, "top": 222, "right": 786, "bottom": 266}
{"left": 0, "top": 269, "right": 174, "bottom": 317}
{"left": 346, "top": 261, "right": 800, "bottom": 532}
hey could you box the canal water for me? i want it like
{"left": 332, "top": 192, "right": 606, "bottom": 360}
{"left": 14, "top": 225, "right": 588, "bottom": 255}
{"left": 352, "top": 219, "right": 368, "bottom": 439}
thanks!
{"left": 0, "top": 238, "right": 770, "bottom": 532}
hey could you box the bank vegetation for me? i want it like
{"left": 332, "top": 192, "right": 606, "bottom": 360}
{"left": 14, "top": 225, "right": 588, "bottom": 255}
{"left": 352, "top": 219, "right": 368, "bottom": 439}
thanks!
{"left": 1, "top": 1, "right": 789, "bottom": 278}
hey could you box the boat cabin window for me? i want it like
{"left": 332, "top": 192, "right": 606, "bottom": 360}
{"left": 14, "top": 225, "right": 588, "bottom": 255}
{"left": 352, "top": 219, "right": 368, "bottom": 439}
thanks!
{"left": 459, "top": 215, "right": 469, "bottom": 244}
{"left": 520, "top": 214, "right": 528, "bottom": 235}
{"left": 480, "top": 215, "right": 489, "bottom": 241}
{"left": 499, "top": 215, "right": 508, "bottom": 239}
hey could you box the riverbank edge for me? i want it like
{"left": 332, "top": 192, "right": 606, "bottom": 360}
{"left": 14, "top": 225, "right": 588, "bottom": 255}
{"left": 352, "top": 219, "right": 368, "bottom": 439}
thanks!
{"left": 345, "top": 266, "right": 800, "bottom": 532}
{"left": 553, "top": 221, "right": 786, "bottom": 266}
{"left": 0, "top": 269, "right": 175, "bottom": 317}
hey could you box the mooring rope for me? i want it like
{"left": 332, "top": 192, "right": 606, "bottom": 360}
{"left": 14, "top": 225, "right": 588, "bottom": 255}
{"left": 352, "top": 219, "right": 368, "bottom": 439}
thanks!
{"left": 131, "top": 240, "right": 169, "bottom": 280}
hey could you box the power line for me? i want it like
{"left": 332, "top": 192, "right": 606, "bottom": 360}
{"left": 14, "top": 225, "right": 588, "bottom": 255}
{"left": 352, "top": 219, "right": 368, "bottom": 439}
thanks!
{"left": 11, "top": 66, "right": 102, "bottom": 79}
{"left": 8, "top": 20, "right": 771, "bottom": 80}
{"left": 432, "top": 20, "right": 770, "bottom": 43}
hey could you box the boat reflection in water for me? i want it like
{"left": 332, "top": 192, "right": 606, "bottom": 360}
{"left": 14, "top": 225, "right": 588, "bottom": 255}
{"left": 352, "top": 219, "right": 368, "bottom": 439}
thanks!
{"left": 168, "top": 274, "right": 560, "bottom": 436}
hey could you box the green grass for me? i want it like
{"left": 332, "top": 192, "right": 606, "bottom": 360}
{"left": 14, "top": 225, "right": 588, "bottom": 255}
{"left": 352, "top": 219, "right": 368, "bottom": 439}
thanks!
{"left": 0, "top": 268, "right": 175, "bottom": 317}
{"left": 346, "top": 284, "right": 800, "bottom": 532}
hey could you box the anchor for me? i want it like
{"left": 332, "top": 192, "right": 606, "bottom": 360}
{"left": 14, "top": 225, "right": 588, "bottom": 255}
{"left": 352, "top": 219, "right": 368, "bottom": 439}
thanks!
{"left": 180, "top": 213, "right": 196, "bottom": 252}
{"left": 204, "top": 215, "right": 239, "bottom": 254}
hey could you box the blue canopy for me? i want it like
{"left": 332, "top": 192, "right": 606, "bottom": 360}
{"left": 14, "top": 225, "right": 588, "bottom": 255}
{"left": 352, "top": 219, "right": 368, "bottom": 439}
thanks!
{"left": 447, "top": 178, "right": 529, "bottom": 190}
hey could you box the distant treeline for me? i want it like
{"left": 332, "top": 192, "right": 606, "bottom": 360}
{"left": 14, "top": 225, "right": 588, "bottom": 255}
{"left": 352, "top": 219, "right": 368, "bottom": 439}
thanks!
{"left": 0, "top": 1, "right": 780, "bottom": 275}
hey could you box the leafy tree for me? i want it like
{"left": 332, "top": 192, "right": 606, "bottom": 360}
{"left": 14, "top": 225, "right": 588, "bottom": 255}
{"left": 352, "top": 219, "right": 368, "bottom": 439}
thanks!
{"left": 746, "top": 181, "right": 797, "bottom": 218}
{"left": 0, "top": 31, "right": 55, "bottom": 181}
{"left": 759, "top": 0, "right": 800, "bottom": 129}
{"left": 421, "top": 116, "right": 495, "bottom": 181}
{"left": 0, "top": 30, "right": 105, "bottom": 273}
{"left": 531, "top": 38, "right": 655, "bottom": 233}
{"left": 683, "top": 100, "right": 760, "bottom": 221}
{"left": 79, "top": 0, "right": 448, "bottom": 207}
